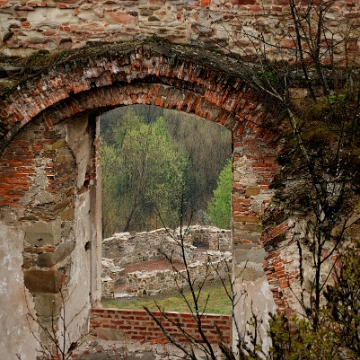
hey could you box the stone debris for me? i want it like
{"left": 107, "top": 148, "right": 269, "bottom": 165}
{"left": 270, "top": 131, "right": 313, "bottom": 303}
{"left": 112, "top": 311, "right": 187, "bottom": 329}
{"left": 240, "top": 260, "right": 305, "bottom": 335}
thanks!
{"left": 101, "top": 226, "right": 231, "bottom": 298}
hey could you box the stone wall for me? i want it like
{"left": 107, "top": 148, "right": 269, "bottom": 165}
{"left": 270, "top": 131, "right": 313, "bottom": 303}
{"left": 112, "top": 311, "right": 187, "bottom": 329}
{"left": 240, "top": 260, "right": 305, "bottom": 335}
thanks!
{"left": 101, "top": 258, "right": 123, "bottom": 298}
{"left": 102, "top": 225, "right": 231, "bottom": 267}
{"left": 0, "top": 43, "right": 280, "bottom": 357}
{"left": 1, "top": 17, "right": 356, "bottom": 353}
{"left": 0, "top": 113, "right": 102, "bottom": 358}
{"left": 102, "top": 226, "right": 231, "bottom": 298}
{"left": 90, "top": 308, "right": 231, "bottom": 345}
{"left": 126, "top": 252, "right": 232, "bottom": 297}
{"left": 0, "top": 0, "right": 358, "bottom": 62}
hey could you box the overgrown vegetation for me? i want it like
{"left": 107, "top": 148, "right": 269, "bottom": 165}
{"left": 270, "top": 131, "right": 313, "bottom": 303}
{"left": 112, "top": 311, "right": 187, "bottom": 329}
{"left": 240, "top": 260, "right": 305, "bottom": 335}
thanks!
{"left": 101, "top": 108, "right": 187, "bottom": 235}
{"left": 207, "top": 159, "right": 232, "bottom": 229}
{"left": 269, "top": 240, "right": 360, "bottom": 360}
{"left": 100, "top": 105, "right": 231, "bottom": 236}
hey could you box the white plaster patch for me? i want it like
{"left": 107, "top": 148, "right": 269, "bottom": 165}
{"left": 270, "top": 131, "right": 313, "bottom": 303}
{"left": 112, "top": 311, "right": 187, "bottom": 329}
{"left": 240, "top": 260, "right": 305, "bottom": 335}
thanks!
{"left": 0, "top": 279, "right": 7, "bottom": 295}
{"left": 0, "top": 221, "right": 38, "bottom": 359}
{"left": 2, "top": 253, "right": 11, "bottom": 269}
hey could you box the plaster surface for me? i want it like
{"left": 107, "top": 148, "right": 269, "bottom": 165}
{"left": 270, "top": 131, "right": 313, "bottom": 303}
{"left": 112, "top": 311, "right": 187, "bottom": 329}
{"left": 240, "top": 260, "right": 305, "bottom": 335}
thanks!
{"left": 0, "top": 220, "right": 38, "bottom": 360}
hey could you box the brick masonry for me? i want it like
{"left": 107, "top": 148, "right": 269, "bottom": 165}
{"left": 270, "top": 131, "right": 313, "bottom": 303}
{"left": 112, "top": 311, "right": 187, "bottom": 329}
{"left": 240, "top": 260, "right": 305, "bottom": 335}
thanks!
{"left": 0, "top": 44, "right": 282, "bottom": 249}
{"left": 0, "top": 42, "right": 280, "bottom": 357}
{"left": 1, "top": 2, "right": 359, "bottom": 354}
{"left": 90, "top": 308, "right": 231, "bottom": 345}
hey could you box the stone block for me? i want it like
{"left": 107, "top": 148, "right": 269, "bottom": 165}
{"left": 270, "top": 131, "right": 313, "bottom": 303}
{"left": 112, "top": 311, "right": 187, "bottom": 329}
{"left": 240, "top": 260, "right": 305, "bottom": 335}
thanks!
{"left": 35, "top": 191, "right": 61, "bottom": 204}
{"left": 37, "top": 241, "right": 75, "bottom": 267}
{"left": 61, "top": 207, "right": 74, "bottom": 221}
{"left": 245, "top": 186, "right": 260, "bottom": 196}
{"left": 235, "top": 264, "right": 264, "bottom": 281}
{"left": 91, "top": 327, "right": 126, "bottom": 341}
{"left": 53, "top": 198, "right": 70, "bottom": 212}
{"left": 33, "top": 293, "right": 62, "bottom": 318}
{"left": 24, "top": 270, "right": 62, "bottom": 294}
{"left": 23, "top": 219, "right": 61, "bottom": 246}
{"left": 43, "top": 140, "right": 66, "bottom": 150}
{"left": 234, "top": 247, "right": 266, "bottom": 264}
{"left": 233, "top": 222, "right": 260, "bottom": 232}
{"left": 37, "top": 252, "right": 56, "bottom": 268}
{"left": 233, "top": 215, "right": 261, "bottom": 224}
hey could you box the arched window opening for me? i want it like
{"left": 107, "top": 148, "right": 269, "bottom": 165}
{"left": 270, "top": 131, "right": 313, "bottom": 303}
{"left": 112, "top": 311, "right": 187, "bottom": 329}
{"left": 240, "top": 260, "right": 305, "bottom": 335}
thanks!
{"left": 99, "top": 104, "right": 233, "bottom": 312}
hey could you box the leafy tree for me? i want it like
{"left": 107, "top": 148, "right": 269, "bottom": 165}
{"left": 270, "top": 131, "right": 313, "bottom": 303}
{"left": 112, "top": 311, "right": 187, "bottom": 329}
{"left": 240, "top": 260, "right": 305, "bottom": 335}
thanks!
{"left": 101, "top": 104, "right": 165, "bottom": 145}
{"left": 207, "top": 159, "right": 232, "bottom": 229}
{"left": 101, "top": 106, "right": 232, "bottom": 235}
{"left": 101, "top": 108, "right": 187, "bottom": 236}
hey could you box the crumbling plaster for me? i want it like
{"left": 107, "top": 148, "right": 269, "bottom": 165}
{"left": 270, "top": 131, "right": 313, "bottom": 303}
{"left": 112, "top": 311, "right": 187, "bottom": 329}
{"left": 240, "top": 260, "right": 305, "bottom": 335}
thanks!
{"left": 0, "top": 44, "right": 280, "bottom": 357}
{"left": 0, "top": 40, "right": 340, "bottom": 357}
{"left": 0, "top": 221, "right": 38, "bottom": 360}
{"left": 0, "top": 112, "right": 101, "bottom": 359}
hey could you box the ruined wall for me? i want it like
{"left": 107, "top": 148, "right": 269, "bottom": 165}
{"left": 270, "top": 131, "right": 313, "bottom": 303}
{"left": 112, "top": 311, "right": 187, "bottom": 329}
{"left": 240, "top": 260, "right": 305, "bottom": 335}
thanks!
{"left": 0, "top": 222, "right": 38, "bottom": 360}
{"left": 0, "top": 0, "right": 358, "bottom": 62}
{"left": 231, "top": 128, "right": 279, "bottom": 353}
{"left": 0, "top": 35, "right": 346, "bottom": 351}
{"left": 102, "top": 225, "right": 231, "bottom": 267}
{"left": 102, "top": 226, "right": 231, "bottom": 298}
{"left": 0, "top": 43, "right": 300, "bottom": 357}
{"left": 125, "top": 252, "right": 232, "bottom": 297}
{"left": 90, "top": 308, "right": 231, "bottom": 345}
{"left": 0, "top": 113, "right": 101, "bottom": 358}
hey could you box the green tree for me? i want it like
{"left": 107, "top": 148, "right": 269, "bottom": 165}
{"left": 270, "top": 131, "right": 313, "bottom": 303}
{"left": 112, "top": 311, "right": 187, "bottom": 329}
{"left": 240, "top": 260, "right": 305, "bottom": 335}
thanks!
{"left": 164, "top": 109, "right": 231, "bottom": 221}
{"left": 207, "top": 159, "right": 232, "bottom": 229}
{"left": 101, "top": 108, "right": 187, "bottom": 236}
{"left": 101, "top": 106, "right": 232, "bottom": 235}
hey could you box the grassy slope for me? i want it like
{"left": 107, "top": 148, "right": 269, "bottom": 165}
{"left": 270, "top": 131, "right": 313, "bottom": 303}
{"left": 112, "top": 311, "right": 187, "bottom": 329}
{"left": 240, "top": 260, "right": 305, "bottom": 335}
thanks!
{"left": 102, "top": 284, "right": 232, "bottom": 314}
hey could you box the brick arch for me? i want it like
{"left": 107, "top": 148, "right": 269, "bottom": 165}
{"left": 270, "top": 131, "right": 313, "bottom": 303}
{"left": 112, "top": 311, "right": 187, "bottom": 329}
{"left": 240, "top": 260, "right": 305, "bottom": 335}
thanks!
{"left": 0, "top": 44, "right": 282, "bottom": 356}
{"left": 0, "top": 44, "right": 283, "bottom": 250}
{"left": 0, "top": 45, "right": 273, "bottom": 150}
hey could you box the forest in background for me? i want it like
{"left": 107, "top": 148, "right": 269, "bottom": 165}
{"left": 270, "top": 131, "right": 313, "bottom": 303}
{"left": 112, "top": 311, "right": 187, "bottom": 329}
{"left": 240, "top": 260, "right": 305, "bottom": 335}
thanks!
{"left": 100, "top": 105, "right": 232, "bottom": 237}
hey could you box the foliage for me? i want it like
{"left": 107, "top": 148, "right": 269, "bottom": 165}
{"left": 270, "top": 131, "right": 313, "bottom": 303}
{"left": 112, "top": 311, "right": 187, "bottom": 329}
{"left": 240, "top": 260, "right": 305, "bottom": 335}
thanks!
{"left": 101, "top": 108, "right": 187, "bottom": 236}
{"left": 101, "top": 105, "right": 231, "bottom": 236}
{"left": 323, "top": 242, "right": 360, "bottom": 358}
{"left": 269, "top": 241, "right": 360, "bottom": 360}
{"left": 207, "top": 159, "right": 232, "bottom": 229}
{"left": 164, "top": 110, "right": 232, "bottom": 219}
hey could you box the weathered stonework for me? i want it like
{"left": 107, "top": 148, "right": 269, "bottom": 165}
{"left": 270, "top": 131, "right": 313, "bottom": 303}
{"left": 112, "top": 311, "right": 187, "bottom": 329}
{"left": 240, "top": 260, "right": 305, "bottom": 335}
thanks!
{"left": 102, "top": 226, "right": 231, "bottom": 267}
{"left": 0, "top": 42, "right": 281, "bottom": 358}
{"left": 101, "top": 226, "right": 231, "bottom": 298}
{"left": 125, "top": 252, "right": 232, "bottom": 297}
{"left": 0, "top": 111, "right": 101, "bottom": 356}
{"left": 0, "top": 0, "right": 357, "bottom": 350}
{"left": 0, "top": 0, "right": 358, "bottom": 62}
